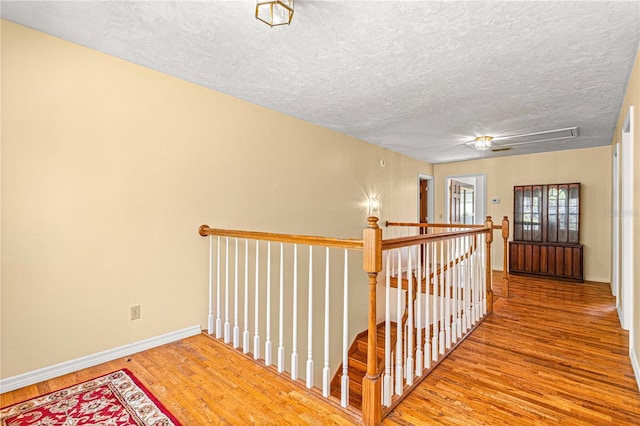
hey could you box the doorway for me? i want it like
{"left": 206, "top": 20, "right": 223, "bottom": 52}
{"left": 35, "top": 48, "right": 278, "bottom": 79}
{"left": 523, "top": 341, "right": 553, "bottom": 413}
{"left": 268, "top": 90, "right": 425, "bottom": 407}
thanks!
{"left": 418, "top": 175, "right": 434, "bottom": 224}
{"left": 445, "top": 174, "right": 486, "bottom": 225}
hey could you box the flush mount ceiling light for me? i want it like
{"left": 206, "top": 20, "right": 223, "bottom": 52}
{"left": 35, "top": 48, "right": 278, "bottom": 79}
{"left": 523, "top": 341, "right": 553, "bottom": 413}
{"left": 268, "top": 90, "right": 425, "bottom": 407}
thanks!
{"left": 256, "top": 0, "right": 294, "bottom": 27}
{"left": 474, "top": 136, "right": 493, "bottom": 151}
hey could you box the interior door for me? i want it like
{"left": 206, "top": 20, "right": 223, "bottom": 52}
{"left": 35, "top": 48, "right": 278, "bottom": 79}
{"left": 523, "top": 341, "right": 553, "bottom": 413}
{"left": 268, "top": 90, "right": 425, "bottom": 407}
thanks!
{"left": 449, "top": 179, "right": 462, "bottom": 224}
{"left": 419, "top": 179, "right": 429, "bottom": 225}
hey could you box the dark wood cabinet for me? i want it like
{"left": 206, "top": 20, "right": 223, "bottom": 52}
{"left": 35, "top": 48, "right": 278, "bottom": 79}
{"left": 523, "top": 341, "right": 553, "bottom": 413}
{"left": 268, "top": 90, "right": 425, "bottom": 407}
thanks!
{"left": 509, "top": 183, "right": 583, "bottom": 282}
{"left": 509, "top": 241, "right": 583, "bottom": 281}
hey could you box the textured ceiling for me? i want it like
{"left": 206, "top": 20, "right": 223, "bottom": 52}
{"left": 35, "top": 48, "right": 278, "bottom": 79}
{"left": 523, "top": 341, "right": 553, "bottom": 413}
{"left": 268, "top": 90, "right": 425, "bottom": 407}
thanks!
{"left": 2, "top": 1, "right": 639, "bottom": 163}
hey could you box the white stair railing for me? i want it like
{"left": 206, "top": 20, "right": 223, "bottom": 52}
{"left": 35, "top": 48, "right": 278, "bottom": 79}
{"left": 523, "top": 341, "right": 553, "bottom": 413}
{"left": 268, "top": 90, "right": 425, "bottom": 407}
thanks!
{"left": 380, "top": 225, "right": 489, "bottom": 406}
{"left": 199, "top": 226, "right": 362, "bottom": 409}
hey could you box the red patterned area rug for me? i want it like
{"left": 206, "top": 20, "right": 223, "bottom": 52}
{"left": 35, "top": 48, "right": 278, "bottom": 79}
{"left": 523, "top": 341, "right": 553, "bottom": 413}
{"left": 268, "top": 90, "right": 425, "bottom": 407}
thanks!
{"left": 1, "top": 369, "right": 181, "bottom": 426}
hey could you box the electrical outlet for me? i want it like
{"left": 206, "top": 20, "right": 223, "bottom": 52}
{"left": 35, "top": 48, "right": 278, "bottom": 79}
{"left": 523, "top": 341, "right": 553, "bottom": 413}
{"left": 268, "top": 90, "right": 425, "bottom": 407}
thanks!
{"left": 130, "top": 305, "right": 141, "bottom": 320}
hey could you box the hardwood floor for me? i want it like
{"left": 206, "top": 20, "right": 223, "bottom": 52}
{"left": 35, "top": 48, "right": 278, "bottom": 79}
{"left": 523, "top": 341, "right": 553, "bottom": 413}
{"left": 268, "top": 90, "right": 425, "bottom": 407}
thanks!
{"left": 384, "top": 275, "right": 640, "bottom": 425}
{"left": 2, "top": 275, "right": 639, "bottom": 425}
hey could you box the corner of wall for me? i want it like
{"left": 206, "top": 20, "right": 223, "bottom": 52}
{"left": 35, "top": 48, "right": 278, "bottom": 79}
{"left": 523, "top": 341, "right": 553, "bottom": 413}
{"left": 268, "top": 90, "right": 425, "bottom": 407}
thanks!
{"left": 631, "top": 344, "right": 640, "bottom": 392}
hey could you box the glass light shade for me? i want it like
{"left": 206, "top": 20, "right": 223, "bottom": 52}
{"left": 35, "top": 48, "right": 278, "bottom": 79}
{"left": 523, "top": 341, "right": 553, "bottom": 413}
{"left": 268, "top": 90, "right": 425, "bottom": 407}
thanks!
{"left": 256, "top": 0, "right": 294, "bottom": 27}
{"left": 368, "top": 197, "right": 382, "bottom": 218}
{"left": 474, "top": 136, "right": 493, "bottom": 151}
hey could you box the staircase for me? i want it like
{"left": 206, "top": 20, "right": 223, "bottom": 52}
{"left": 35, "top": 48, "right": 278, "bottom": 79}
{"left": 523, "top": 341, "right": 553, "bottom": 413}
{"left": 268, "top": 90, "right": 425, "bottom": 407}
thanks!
{"left": 330, "top": 323, "right": 395, "bottom": 409}
{"left": 330, "top": 245, "right": 480, "bottom": 409}
{"left": 330, "top": 267, "right": 441, "bottom": 409}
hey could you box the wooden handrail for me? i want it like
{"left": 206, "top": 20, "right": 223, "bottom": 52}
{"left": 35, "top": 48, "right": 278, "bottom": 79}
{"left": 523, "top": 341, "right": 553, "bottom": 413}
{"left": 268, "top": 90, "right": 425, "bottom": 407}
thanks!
{"left": 385, "top": 218, "right": 511, "bottom": 299}
{"left": 386, "top": 221, "right": 504, "bottom": 231}
{"left": 198, "top": 225, "right": 364, "bottom": 250}
{"left": 382, "top": 227, "right": 489, "bottom": 250}
{"left": 386, "top": 221, "right": 484, "bottom": 229}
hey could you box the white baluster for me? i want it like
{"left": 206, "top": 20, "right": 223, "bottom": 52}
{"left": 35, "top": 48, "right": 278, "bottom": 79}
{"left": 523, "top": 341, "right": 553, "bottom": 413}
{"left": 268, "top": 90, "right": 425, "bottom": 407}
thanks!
{"left": 395, "top": 248, "right": 403, "bottom": 396}
{"left": 406, "top": 247, "right": 414, "bottom": 386}
{"left": 341, "top": 249, "right": 349, "bottom": 408}
{"left": 451, "top": 237, "right": 458, "bottom": 344}
{"left": 224, "top": 237, "right": 231, "bottom": 344}
{"left": 322, "top": 247, "right": 330, "bottom": 398}
{"left": 278, "top": 243, "right": 285, "bottom": 373}
{"left": 445, "top": 239, "right": 452, "bottom": 350}
{"left": 415, "top": 242, "right": 423, "bottom": 376}
{"left": 265, "top": 242, "right": 272, "bottom": 366}
{"left": 470, "top": 235, "right": 476, "bottom": 330}
{"left": 465, "top": 235, "right": 471, "bottom": 331}
{"left": 216, "top": 236, "right": 222, "bottom": 339}
{"left": 476, "top": 236, "right": 482, "bottom": 321}
{"left": 291, "top": 244, "right": 299, "bottom": 381}
{"left": 455, "top": 236, "right": 462, "bottom": 340}
{"left": 470, "top": 237, "right": 475, "bottom": 325}
{"left": 474, "top": 234, "right": 484, "bottom": 323}
{"left": 233, "top": 238, "right": 239, "bottom": 348}
{"left": 208, "top": 235, "right": 214, "bottom": 334}
{"left": 482, "top": 233, "right": 487, "bottom": 316}
{"left": 461, "top": 236, "right": 467, "bottom": 329}
{"left": 254, "top": 240, "right": 261, "bottom": 360}
{"left": 432, "top": 240, "right": 438, "bottom": 362}
{"left": 243, "top": 239, "right": 250, "bottom": 353}
{"left": 424, "top": 242, "right": 431, "bottom": 370}
{"left": 456, "top": 237, "right": 461, "bottom": 342}
{"left": 306, "top": 246, "right": 314, "bottom": 389}
{"left": 439, "top": 240, "right": 445, "bottom": 355}
{"left": 383, "top": 251, "right": 392, "bottom": 406}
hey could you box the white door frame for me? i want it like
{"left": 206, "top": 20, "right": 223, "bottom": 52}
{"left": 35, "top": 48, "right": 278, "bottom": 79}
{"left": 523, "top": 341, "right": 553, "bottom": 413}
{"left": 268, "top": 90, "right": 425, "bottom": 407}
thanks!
{"left": 612, "top": 143, "right": 620, "bottom": 298}
{"left": 619, "top": 106, "right": 634, "bottom": 332}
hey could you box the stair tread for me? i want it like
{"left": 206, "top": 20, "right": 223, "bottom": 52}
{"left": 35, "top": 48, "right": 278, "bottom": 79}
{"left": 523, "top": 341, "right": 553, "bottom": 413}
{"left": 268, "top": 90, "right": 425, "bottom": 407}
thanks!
{"left": 332, "top": 318, "right": 446, "bottom": 410}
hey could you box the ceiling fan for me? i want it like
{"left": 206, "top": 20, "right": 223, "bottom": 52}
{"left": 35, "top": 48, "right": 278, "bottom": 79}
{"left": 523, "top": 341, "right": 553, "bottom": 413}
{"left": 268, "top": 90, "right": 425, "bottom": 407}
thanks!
{"left": 465, "top": 127, "right": 579, "bottom": 152}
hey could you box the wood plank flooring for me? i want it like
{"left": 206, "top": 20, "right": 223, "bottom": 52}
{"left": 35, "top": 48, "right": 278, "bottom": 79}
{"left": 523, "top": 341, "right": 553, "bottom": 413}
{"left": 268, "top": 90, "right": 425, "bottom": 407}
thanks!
{"left": 384, "top": 275, "right": 640, "bottom": 425}
{"left": 2, "top": 275, "right": 639, "bottom": 425}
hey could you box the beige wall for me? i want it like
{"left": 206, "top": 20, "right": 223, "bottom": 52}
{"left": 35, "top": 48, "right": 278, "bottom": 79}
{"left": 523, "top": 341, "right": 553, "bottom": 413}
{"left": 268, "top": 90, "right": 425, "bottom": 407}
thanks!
{"left": 611, "top": 47, "right": 640, "bottom": 379}
{"left": 433, "top": 146, "right": 612, "bottom": 283}
{"left": 0, "top": 21, "right": 433, "bottom": 379}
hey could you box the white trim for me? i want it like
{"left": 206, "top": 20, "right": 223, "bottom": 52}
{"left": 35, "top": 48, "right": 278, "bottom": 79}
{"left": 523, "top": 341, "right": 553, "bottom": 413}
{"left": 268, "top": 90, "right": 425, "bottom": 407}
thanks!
{"left": 0, "top": 325, "right": 201, "bottom": 394}
{"left": 631, "top": 345, "right": 640, "bottom": 392}
{"left": 611, "top": 143, "right": 620, "bottom": 297}
{"left": 620, "top": 107, "right": 634, "bottom": 331}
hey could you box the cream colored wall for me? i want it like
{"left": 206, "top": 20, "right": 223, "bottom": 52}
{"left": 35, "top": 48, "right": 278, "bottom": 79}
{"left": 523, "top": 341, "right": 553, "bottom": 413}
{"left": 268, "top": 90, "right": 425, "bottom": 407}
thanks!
{"left": 0, "top": 21, "right": 433, "bottom": 379}
{"left": 433, "top": 146, "right": 612, "bottom": 283}
{"left": 611, "top": 47, "right": 640, "bottom": 380}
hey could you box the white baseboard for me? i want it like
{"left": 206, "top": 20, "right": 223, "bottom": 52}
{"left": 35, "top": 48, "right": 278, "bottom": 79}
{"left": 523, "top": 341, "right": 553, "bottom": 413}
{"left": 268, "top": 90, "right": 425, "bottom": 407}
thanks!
{"left": 631, "top": 345, "right": 640, "bottom": 392}
{"left": 0, "top": 325, "right": 201, "bottom": 394}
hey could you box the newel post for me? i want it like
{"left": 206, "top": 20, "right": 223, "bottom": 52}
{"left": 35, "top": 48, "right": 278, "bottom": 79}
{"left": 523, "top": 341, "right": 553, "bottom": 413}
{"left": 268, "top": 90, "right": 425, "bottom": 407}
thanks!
{"left": 484, "top": 216, "right": 494, "bottom": 314}
{"left": 501, "top": 216, "right": 510, "bottom": 298}
{"left": 362, "top": 216, "right": 382, "bottom": 426}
